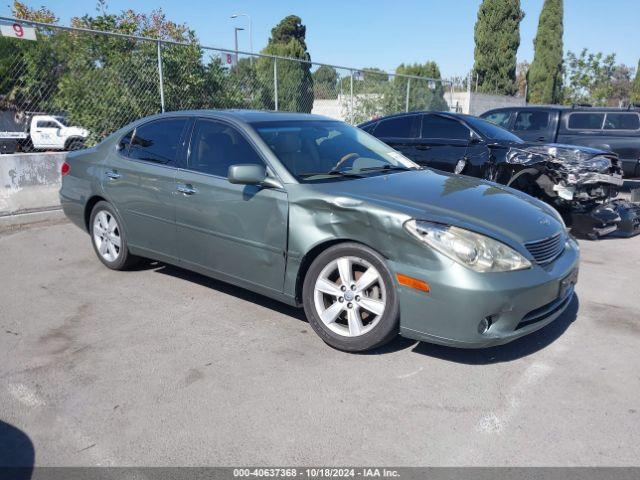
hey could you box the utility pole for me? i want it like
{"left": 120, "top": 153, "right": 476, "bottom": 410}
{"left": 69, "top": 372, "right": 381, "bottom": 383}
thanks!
{"left": 234, "top": 27, "right": 244, "bottom": 64}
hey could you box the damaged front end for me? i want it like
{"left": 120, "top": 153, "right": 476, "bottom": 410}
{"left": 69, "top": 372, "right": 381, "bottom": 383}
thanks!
{"left": 502, "top": 144, "right": 638, "bottom": 239}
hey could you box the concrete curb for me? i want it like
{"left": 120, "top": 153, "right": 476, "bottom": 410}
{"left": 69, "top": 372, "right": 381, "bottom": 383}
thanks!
{"left": 0, "top": 208, "right": 67, "bottom": 231}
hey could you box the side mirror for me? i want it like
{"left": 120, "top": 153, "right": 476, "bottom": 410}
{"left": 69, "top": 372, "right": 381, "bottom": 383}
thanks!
{"left": 469, "top": 133, "right": 483, "bottom": 145}
{"left": 227, "top": 164, "right": 282, "bottom": 189}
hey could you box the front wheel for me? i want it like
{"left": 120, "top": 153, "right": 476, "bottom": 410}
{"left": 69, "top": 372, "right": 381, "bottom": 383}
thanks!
{"left": 302, "top": 243, "right": 400, "bottom": 352}
{"left": 89, "top": 201, "right": 139, "bottom": 270}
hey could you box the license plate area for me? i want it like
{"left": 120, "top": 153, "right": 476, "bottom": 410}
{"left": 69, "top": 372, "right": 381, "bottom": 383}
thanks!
{"left": 559, "top": 268, "right": 579, "bottom": 299}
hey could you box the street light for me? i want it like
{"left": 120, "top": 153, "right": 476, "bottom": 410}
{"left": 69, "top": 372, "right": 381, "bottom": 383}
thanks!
{"left": 234, "top": 27, "right": 244, "bottom": 64}
{"left": 231, "top": 13, "right": 253, "bottom": 59}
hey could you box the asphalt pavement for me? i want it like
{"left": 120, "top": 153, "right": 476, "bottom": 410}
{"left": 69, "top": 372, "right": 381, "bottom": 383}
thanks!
{"left": 1, "top": 221, "right": 639, "bottom": 466}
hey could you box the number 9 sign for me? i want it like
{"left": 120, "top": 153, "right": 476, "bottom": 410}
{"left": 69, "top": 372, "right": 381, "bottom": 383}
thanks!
{"left": 0, "top": 21, "right": 37, "bottom": 41}
{"left": 13, "top": 23, "right": 24, "bottom": 37}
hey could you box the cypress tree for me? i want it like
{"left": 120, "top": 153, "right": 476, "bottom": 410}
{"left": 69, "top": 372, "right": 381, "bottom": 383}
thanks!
{"left": 631, "top": 60, "right": 640, "bottom": 105}
{"left": 472, "top": 0, "right": 524, "bottom": 96}
{"left": 527, "top": 0, "right": 564, "bottom": 104}
{"left": 258, "top": 15, "right": 314, "bottom": 113}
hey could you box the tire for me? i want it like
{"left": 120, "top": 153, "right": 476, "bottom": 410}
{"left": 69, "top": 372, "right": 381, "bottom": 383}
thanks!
{"left": 89, "top": 201, "right": 139, "bottom": 270}
{"left": 66, "top": 139, "right": 84, "bottom": 151}
{"left": 302, "top": 242, "right": 400, "bottom": 352}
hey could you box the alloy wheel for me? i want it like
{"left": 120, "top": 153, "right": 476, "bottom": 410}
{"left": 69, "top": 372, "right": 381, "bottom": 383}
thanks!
{"left": 92, "top": 210, "right": 121, "bottom": 262}
{"left": 313, "top": 256, "right": 386, "bottom": 337}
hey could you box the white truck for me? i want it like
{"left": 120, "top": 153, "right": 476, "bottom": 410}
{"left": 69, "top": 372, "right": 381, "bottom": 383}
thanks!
{"left": 0, "top": 114, "right": 89, "bottom": 154}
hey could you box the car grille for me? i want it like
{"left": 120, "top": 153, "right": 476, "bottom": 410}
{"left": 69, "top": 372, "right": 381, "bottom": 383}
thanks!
{"left": 524, "top": 232, "right": 565, "bottom": 265}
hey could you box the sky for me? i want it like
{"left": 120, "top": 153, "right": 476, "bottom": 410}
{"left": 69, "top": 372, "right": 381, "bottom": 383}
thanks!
{"left": 2, "top": 0, "right": 639, "bottom": 78}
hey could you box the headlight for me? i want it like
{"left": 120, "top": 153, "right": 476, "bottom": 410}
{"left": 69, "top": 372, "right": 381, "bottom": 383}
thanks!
{"left": 404, "top": 220, "right": 531, "bottom": 272}
{"left": 581, "top": 156, "right": 611, "bottom": 172}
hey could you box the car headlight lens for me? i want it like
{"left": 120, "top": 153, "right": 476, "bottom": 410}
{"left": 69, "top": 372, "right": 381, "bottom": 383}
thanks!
{"left": 404, "top": 220, "right": 532, "bottom": 272}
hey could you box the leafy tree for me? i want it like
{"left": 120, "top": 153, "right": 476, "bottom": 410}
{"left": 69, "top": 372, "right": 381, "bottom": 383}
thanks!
{"left": 472, "top": 0, "right": 524, "bottom": 95}
{"left": 527, "top": 0, "right": 563, "bottom": 104}
{"left": 313, "top": 65, "right": 338, "bottom": 99}
{"left": 256, "top": 15, "right": 313, "bottom": 112}
{"left": 563, "top": 49, "right": 633, "bottom": 106}
{"left": 631, "top": 60, "right": 640, "bottom": 105}
{"left": 389, "top": 62, "right": 449, "bottom": 112}
{"left": 0, "top": 2, "right": 60, "bottom": 112}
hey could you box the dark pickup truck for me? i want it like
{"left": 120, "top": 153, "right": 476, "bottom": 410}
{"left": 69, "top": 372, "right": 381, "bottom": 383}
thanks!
{"left": 480, "top": 106, "right": 640, "bottom": 178}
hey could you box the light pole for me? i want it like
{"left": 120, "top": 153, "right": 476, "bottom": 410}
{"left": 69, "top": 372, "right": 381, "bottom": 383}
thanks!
{"left": 234, "top": 27, "right": 244, "bottom": 65}
{"left": 231, "top": 13, "right": 252, "bottom": 61}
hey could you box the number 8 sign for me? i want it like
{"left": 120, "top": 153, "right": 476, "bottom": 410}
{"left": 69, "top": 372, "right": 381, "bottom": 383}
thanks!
{"left": 0, "top": 21, "right": 37, "bottom": 41}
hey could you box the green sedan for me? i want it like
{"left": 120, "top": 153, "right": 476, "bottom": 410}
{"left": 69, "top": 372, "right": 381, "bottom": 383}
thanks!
{"left": 60, "top": 110, "right": 579, "bottom": 352}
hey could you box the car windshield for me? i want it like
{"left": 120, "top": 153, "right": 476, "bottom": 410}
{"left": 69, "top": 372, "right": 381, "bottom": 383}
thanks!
{"left": 466, "top": 116, "right": 523, "bottom": 143}
{"left": 253, "top": 120, "right": 419, "bottom": 182}
{"left": 54, "top": 116, "right": 69, "bottom": 127}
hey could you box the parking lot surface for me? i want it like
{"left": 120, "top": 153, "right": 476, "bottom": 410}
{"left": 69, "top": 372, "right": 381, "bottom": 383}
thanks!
{"left": 1, "top": 220, "right": 639, "bottom": 466}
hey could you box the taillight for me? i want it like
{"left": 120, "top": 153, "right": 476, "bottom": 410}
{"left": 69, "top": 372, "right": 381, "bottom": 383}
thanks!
{"left": 61, "top": 161, "right": 70, "bottom": 176}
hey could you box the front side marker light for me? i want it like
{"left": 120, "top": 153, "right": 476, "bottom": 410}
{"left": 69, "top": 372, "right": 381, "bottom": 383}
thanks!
{"left": 396, "top": 273, "right": 430, "bottom": 293}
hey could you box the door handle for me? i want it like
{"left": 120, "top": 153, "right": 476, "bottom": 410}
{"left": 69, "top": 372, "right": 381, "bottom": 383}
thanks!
{"left": 105, "top": 170, "right": 121, "bottom": 180}
{"left": 536, "top": 136, "right": 546, "bottom": 142}
{"left": 177, "top": 184, "right": 197, "bottom": 195}
{"left": 415, "top": 145, "right": 431, "bottom": 151}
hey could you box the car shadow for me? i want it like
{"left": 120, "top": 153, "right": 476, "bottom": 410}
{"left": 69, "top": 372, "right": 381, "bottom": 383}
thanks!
{"left": 144, "top": 260, "right": 307, "bottom": 321}
{"left": 141, "top": 260, "right": 579, "bottom": 363}
{"left": 0, "top": 420, "right": 34, "bottom": 479}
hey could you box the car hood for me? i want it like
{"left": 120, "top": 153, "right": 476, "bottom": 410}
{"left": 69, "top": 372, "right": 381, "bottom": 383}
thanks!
{"left": 305, "top": 169, "right": 564, "bottom": 246}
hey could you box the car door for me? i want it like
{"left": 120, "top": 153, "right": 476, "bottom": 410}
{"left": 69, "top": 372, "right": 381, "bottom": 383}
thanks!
{"left": 512, "top": 110, "right": 553, "bottom": 142}
{"left": 370, "top": 114, "right": 423, "bottom": 161}
{"left": 31, "top": 119, "right": 61, "bottom": 148}
{"left": 175, "top": 118, "right": 288, "bottom": 294}
{"left": 102, "top": 116, "right": 190, "bottom": 262}
{"left": 419, "top": 114, "right": 472, "bottom": 172}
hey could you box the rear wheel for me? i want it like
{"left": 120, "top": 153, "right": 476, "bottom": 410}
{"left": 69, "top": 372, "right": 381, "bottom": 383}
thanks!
{"left": 89, "top": 201, "right": 139, "bottom": 270}
{"left": 66, "top": 139, "right": 84, "bottom": 151}
{"left": 302, "top": 243, "right": 399, "bottom": 352}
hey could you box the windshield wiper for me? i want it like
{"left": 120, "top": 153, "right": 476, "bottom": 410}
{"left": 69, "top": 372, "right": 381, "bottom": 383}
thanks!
{"left": 357, "top": 165, "right": 414, "bottom": 173}
{"left": 298, "top": 171, "right": 365, "bottom": 179}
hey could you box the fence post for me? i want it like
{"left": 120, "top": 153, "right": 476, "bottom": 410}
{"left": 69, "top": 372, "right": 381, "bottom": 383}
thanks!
{"left": 350, "top": 70, "right": 354, "bottom": 124}
{"left": 405, "top": 78, "right": 411, "bottom": 112}
{"left": 157, "top": 41, "right": 165, "bottom": 113}
{"left": 449, "top": 81, "right": 454, "bottom": 112}
{"left": 273, "top": 58, "right": 279, "bottom": 111}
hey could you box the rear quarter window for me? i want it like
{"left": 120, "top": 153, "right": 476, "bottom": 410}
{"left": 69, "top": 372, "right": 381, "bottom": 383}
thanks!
{"left": 604, "top": 113, "right": 640, "bottom": 130}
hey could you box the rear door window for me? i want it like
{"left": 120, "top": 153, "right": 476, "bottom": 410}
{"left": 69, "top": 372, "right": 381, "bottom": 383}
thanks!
{"left": 373, "top": 115, "right": 420, "bottom": 138}
{"left": 513, "top": 111, "right": 550, "bottom": 131}
{"left": 421, "top": 115, "right": 470, "bottom": 140}
{"left": 567, "top": 113, "right": 605, "bottom": 130}
{"left": 483, "top": 111, "right": 512, "bottom": 128}
{"left": 128, "top": 118, "right": 189, "bottom": 165}
{"left": 603, "top": 113, "right": 640, "bottom": 130}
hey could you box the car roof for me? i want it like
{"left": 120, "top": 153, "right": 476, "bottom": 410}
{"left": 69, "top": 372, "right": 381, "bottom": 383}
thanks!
{"left": 143, "top": 109, "right": 336, "bottom": 124}
{"left": 357, "top": 110, "right": 478, "bottom": 127}
{"left": 482, "top": 105, "right": 640, "bottom": 113}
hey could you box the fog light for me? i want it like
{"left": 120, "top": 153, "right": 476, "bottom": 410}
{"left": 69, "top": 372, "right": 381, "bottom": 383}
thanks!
{"left": 478, "top": 316, "right": 492, "bottom": 334}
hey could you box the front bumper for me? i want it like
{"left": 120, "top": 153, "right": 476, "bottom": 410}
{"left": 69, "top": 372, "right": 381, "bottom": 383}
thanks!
{"left": 389, "top": 238, "right": 580, "bottom": 348}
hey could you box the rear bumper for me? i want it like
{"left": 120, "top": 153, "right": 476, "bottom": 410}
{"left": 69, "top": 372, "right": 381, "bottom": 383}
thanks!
{"left": 389, "top": 238, "right": 580, "bottom": 348}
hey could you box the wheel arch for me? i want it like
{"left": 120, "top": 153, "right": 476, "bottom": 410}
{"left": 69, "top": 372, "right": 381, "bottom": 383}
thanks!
{"left": 84, "top": 195, "right": 107, "bottom": 231}
{"left": 64, "top": 136, "right": 85, "bottom": 150}
{"left": 294, "top": 238, "right": 385, "bottom": 304}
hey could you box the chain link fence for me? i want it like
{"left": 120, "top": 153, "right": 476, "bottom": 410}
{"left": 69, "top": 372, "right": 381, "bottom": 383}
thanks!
{"left": 0, "top": 17, "right": 453, "bottom": 147}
